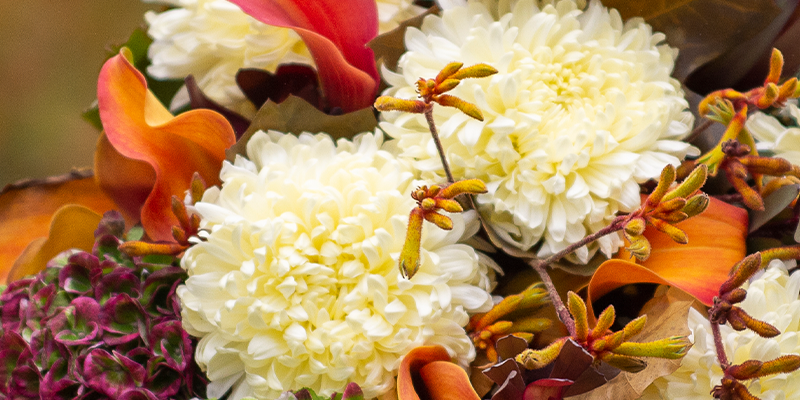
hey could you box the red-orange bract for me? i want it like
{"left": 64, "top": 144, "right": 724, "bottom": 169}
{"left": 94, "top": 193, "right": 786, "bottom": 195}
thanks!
{"left": 230, "top": 0, "right": 380, "bottom": 112}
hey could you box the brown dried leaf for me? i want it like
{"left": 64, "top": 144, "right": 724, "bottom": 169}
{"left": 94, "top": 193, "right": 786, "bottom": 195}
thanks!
{"left": 367, "top": 6, "right": 439, "bottom": 74}
{"left": 602, "top": 0, "right": 783, "bottom": 87}
{"left": 227, "top": 95, "right": 377, "bottom": 161}
{"left": 570, "top": 286, "right": 694, "bottom": 399}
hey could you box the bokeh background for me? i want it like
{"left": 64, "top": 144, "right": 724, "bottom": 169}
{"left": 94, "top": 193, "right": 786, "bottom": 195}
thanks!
{"left": 0, "top": 1, "right": 156, "bottom": 187}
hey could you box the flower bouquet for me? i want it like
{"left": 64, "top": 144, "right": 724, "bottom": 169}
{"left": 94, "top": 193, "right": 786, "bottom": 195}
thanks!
{"left": 4, "top": 0, "right": 800, "bottom": 399}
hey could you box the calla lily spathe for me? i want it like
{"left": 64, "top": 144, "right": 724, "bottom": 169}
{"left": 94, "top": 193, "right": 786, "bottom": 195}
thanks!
{"left": 96, "top": 49, "right": 235, "bottom": 242}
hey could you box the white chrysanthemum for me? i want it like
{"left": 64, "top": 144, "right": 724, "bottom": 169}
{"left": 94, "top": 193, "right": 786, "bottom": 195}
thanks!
{"left": 144, "top": 0, "right": 425, "bottom": 117}
{"left": 642, "top": 260, "right": 800, "bottom": 400}
{"left": 379, "top": 0, "right": 697, "bottom": 262}
{"left": 746, "top": 102, "right": 800, "bottom": 166}
{"left": 178, "top": 130, "right": 495, "bottom": 399}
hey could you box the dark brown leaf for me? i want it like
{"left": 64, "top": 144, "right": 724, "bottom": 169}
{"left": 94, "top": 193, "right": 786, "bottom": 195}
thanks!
{"left": 602, "top": 0, "right": 785, "bottom": 90}
{"left": 368, "top": 6, "right": 439, "bottom": 73}
{"left": 750, "top": 184, "right": 800, "bottom": 233}
{"left": 235, "top": 64, "right": 322, "bottom": 110}
{"left": 185, "top": 75, "right": 251, "bottom": 139}
{"left": 226, "top": 96, "right": 377, "bottom": 161}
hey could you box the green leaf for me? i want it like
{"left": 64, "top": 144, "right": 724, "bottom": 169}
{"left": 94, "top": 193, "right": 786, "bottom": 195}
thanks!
{"left": 227, "top": 96, "right": 377, "bottom": 161}
{"left": 125, "top": 225, "right": 145, "bottom": 241}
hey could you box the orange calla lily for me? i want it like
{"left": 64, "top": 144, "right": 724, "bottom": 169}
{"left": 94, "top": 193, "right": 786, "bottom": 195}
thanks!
{"left": 398, "top": 346, "right": 480, "bottom": 400}
{"left": 0, "top": 171, "right": 119, "bottom": 284}
{"left": 96, "top": 49, "right": 236, "bottom": 241}
{"left": 587, "top": 196, "right": 748, "bottom": 314}
{"left": 7, "top": 205, "right": 104, "bottom": 283}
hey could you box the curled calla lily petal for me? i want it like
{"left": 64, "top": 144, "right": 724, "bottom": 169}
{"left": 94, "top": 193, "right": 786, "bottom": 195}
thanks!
{"left": 94, "top": 132, "right": 156, "bottom": 225}
{"left": 7, "top": 205, "right": 103, "bottom": 284}
{"left": 398, "top": 346, "right": 480, "bottom": 400}
{"left": 588, "top": 197, "right": 748, "bottom": 313}
{"left": 97, "top": 50, "right": 235, "bottom": 241}
{"left": 0, "top": 171, "right": 118, "bottom": 284}
{"left": 229, "top": 0, "right": 379, "bottom": 112}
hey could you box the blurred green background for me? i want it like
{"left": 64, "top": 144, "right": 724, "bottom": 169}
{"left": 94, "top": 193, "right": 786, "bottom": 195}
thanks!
{"left": 0, "top": 1, "right": 155, "bottom": 187}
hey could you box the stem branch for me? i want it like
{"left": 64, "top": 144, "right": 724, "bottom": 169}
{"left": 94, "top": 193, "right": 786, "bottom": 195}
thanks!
{"left": 530, "top": 260, "right": 576, "bottom": 337}
{"left": 424, "top": 104, "right": 455, "bottom": 183}
{"left": 539, "top": 216, "right": 626, "bottom": 268}
{"left": 527, "top": 217, "right": 627, "bottom": 336}
{"left": 710, "top": 321, "right": 729, "bottom": 367}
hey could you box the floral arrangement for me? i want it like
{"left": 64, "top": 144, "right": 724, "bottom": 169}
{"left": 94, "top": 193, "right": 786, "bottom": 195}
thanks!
{"left": 4, "top": 1, "right": 800, "bottom": 399}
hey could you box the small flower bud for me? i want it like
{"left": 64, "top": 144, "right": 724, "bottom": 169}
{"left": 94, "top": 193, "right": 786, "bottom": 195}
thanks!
{"left": 512, "top": 316, "right": 553, "bottom": 333}
{"left": 450, "top": 63, "right": 498, "bottom": 80}
{"left": 728, "top": 306, "right": 780, "bottom": 337}
{"left": 719, "top": 253, "right": 763, "bottom": 294}
{"left": 435, "top": 62, "right": 464, "bottom": 83}
{"left": 611, "top": 336, "right": 691, "bottom": 359}
{"left": 438, "top": 179, "right": 488, "bottom": 198}
{"left": 399, "top": 209, "right": 424, "bottom": 279}
{"left": 420, "top": 198, "right": 436, "bottom": 211}
{"left": 646, "top": 164, "right": 676, "bottom": 208}
{"left": 592, "top": 305, "right": 616, "bottom": 339}
{"left": 190, "top": 172, "right": 206, "bottom": 205}
{"left": 727, "top": 360, "right": 764, "bottom": 380}
{"left": 647, "top": 217, "right": 688, "bottom": 244}
{"left": 374, "top": 96, "right": 426, "bottom": 113}
{"left": 516, "top": 338, "right": 566, "bottom": 370}
{"left": 656, "top": 198, "right": 687, "bottom": 213}
{"left": 682, "top": 193, "right": 710, "bottom": 218}
{"left": 739, "top": 155, "right": 794, "bottom": 176}
{"left": 436, "top": 94, "right": 484, "bottom": 121}
{"left": 766, "top": 48, "right": 784, "bottom": 84}
{"left": 753, "top": 354, "right": 800, "bottom": 378}
{"left": 434, "top": 198, "right": 463, "bottom": 213}
{"left": 756, "top": 82, "right": 780, "bottom": 108}
{"left": 119, "top": 241, "right": 186, "bottom": 257}
{"left": 593, "top": 330, "right": 625, "bottom": 352}
{"left": 721, "top": 288, "right": 747, "bottom": 304}
{"left": 663, "top": 164, "right": 708, "bottom": 202}
{"left": 424, "top": 212, "right": 454, "bottom": 230}
{"left": 567, "top": 291, "right": 589, "bottom": 341}
{"left": 435, "top": 78, "right": 461, "bottom": 93}
{"left": 486, "top": 320, "right": 514, "bottom": 335}
{"left": 626, "top": 234, "right": 652, "bottom": 262}
{"left": 624, "top": 218, "right": 646, "bottom": 237}
{"left": 622, "top": 315, "right": 647, "bottom": 341}
{"left": 780, "top": 77, "right": 798, "bottom": 100}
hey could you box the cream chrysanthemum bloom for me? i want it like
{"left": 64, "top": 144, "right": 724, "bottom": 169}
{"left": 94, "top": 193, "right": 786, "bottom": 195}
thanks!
{"left": 178, "top": 130, "right": 496, "bottom": 399}
{"left": 746, "top": 102, "right": 800, "bottom": 166}
{"left": 144, "top": 0, "right": 425, "bottom": 117}
{"left": 642, "top": 260, "right": 800, "bottom": 399}
{"left": 380, "top": 0, "right": 697, "bottom": 262}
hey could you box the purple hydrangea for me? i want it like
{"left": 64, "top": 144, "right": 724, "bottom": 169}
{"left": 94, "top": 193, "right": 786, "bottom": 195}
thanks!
{"left": 0, "top": 211, "right": 206, "bottom": 400}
